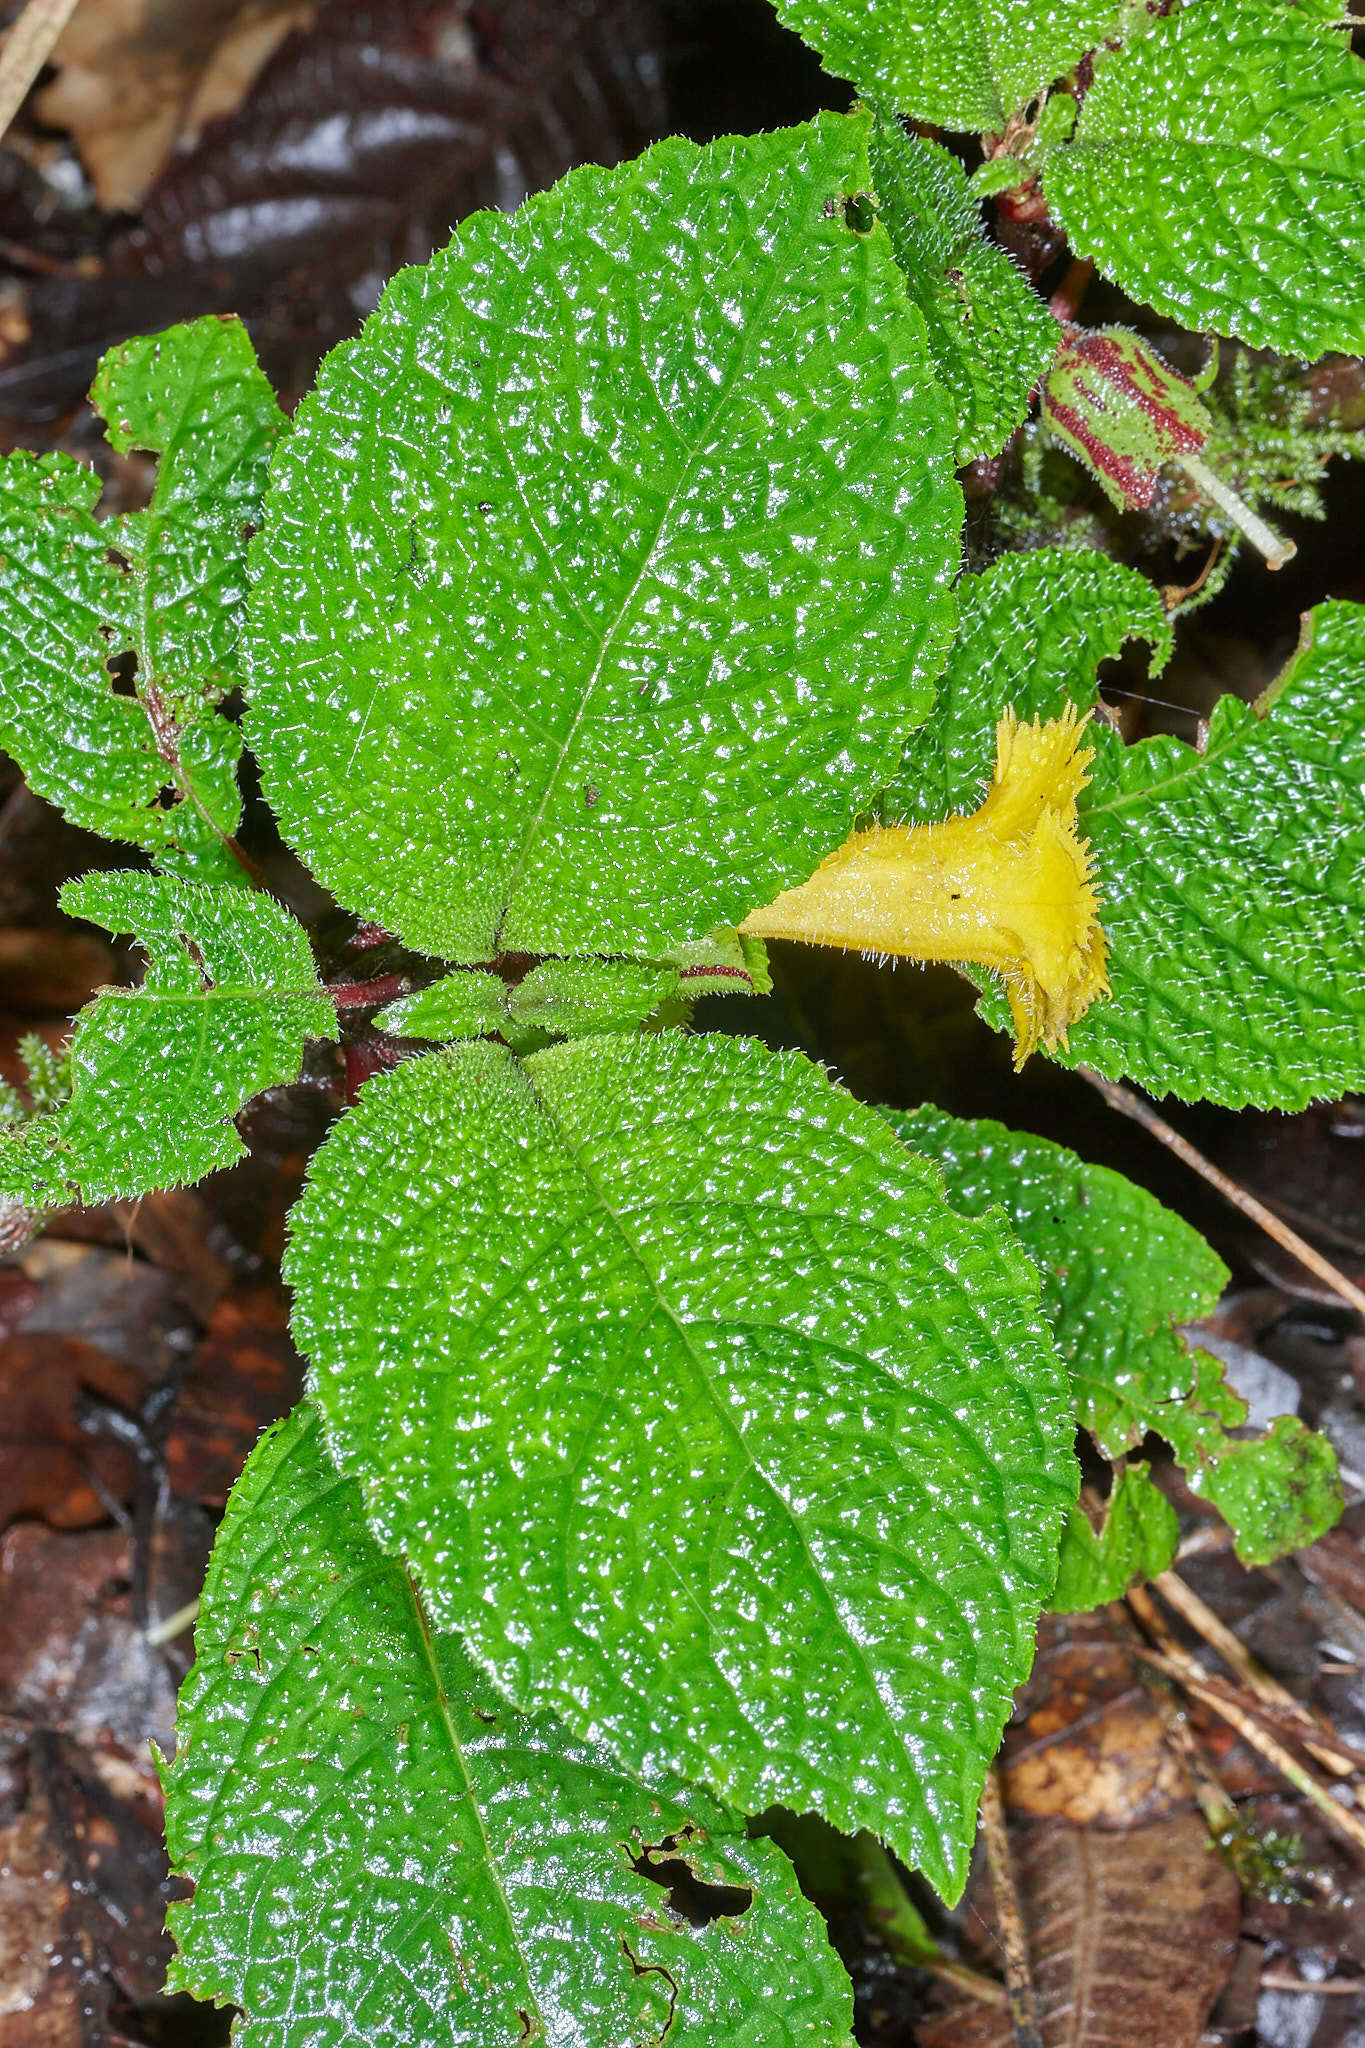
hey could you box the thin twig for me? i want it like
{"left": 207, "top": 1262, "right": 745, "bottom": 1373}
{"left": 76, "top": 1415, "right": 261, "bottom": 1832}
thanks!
{"left": 1130, "top": 1650, "right": 1365, "bottom": 1861}
{"left": 979, "top": 1769, "right": 1042, "bottom": 2048}
{"left": 1155, "top": 1570, "right": 1355, "bottom": 1777}
{"left": 1260, "top": 1972, "right": 1363, "bottom": 1995}
{"left": 0, "top": 0, "right": 83, "bottom": 141}
{"left": 1079, "top": 1070, "right": 1365, "bottom": 1321}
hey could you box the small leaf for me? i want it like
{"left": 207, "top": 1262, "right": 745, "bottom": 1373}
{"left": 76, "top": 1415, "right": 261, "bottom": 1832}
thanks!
{"left": 1161, "top": 1364, "right": 1342, "bottom": 1569}
{"left": 885, "top": 1103, "right": 1227, "bottom": 1456}
{"left": 374, "top": 969, "right": 507, "bottom": 1041}
{"left": 768, "top": 0, "right": 1126, "bottom": 131}
{"left": 883, "top": 547, "right": 1171, "bottom": 822}
{"left": 0, "top": 316, "right": 284, "bottom": 874}
{"left": 245, "top": 113, "right": 961, "bottom": 964}
{"left": 0, "top": 873, "right": 334, "bottom": 1207}
{"left": 1050, "top": 1463, "right": 1179, "bottom": 1612}
{"left": 165, "top": 1403, "right": 854, "bottom": 2048}
{"left": 886, "top": 1103, "right": 1340, "bottom": 1567}
{"left": 287, "top": 1031, "right": 1076, "bottom": 1900}
{"left": 867, "top": 109, "right": 1059, "bottom": 462}
{"left": 1042, "top": 0, "right": 1365, "bottom": 360}
{"left": 508, "top": 959, "right": 681, "bottom": 1044}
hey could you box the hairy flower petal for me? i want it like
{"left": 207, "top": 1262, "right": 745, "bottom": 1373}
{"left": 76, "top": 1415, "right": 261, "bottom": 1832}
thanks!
{"left": 740, "top": 706, "right": 1110, "bottom": 1066}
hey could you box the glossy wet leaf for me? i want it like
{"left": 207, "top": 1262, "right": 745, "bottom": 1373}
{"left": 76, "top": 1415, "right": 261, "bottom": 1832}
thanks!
{"left": 1160, "top": 1359, "right": 1342, "bottom": 1569}
{"left": 886, "top": 1104, "right": 1227, "bottom": 1457}
{"left": 165, "top": 1404, "right": 853, "bottom": 2048}
{"left": 245, "top": 113, "right": 961, "bottom": 963}
{"left": 884, "top": 548, "right": 1172, "bottom": 823}
{"left": 0, "top": 316, "right": 283, "bottom": 876}
{"left": 1042, "top": 0, "right": 1365, "bottom": 359}
{"left": 868, "top": 110, "right": 1058, "bottom": 461}
{"left": 1050, "top": 1463, "right": 1179, "bottom": 1612}
{"left": 885, "top": 1103, "right": 1340, "bottom": 1567}
{"left": 287, "top": 1031, "right": 1076, "bottom": 1900}
{"left": 0, "top": 873, "right": 333, "bottom": 1207}
{"left": 374, "top": 970, "right": 508, "bottom": 1041}
{"left": 895, "top": 562, "right": 1365, "bottom": 1108}
{"left": 768, "top": 0, "right": 1124, "bottom": 130}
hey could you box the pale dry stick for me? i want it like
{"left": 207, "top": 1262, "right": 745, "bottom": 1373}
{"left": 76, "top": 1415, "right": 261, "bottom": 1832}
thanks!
{"left": 1079, "top": 1069, "right": 1365, "bottom": 1322}
{"left": 1135, "top": 1647, "right": 1365, "bottom": 1861}
{"left": 1142, "top": 1647, "right": 1365, "bottom": 1777}
{"left": 0, "top": 0, "right": 83, "bottom": 141}
{"left": 1260, "top": 1973, "right": 1364, "bottom": 1995}
{"left": 979, "top": 1769, "right": 1042, "bottom": 2048}
{"left": 1131, "top": 1583, "right": 1365, "bottom": 1773}
{"left": 1175, "top": 1523, "right": 1234, "bottom": 1563}
{"left": 1155, "top": 1568, "right": 1354, "bottom": 1777}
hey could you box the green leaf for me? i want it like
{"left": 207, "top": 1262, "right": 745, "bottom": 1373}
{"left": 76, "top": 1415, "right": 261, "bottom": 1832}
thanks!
{"left": 245, "top": 114, "right": 961, "bottom": 965}
{"left": 884, "top": 546, "right": 1172, "bottom": 822}
{"left": 894, "top": 560, "right": 1365, "bottom": 1109}
{"left": 1050, "top": 1461, "right": 1179, "bottom": 1611}
{"left": 884, "top": 1102, "right": 1227, "bottom": 1457}
{"left": 0, "top": 873, "right": 334, "bottom": 1206}
{"left": 166, "top": 1403, "right": 854, "bottom": 2048}
{"left": 768, "top": 0, "right": 1125, "bottom": 131}
{"left": 0, "top": 316, "right": 284, "bottom": 874}
{"left": 287, "top": 1031, "right": 1076, "bottom": 1901}
{"left": 1041, "top": 0, "right": 1365, "bottom": 360}
{"left": 867, "top": 109, "right": 1058, "bottom": 462}
{"left": 1160, "top": 1360, "right": 1342, "bottom": 1569}
{"left": 883, "top": 1101, "right": 1340, "bottom": 1566}
{"left": 374, "top": 969, "right": 508, "bottom": 1041}
{"left": 508, "top": 959, "right": 681, "bottom": 1044}
{"left": 377, "top": 960, "right": 682, "bottom": 1047}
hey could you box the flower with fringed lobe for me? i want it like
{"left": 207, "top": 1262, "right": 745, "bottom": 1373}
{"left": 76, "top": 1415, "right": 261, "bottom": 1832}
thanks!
{"left": 740, "top": 706, "right": 1110, "bottom": 1067}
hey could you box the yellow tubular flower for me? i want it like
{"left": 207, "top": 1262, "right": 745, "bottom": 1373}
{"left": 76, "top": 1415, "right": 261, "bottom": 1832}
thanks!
{"left": 739, "top": 705, "right": 1111, "bottom": 1068}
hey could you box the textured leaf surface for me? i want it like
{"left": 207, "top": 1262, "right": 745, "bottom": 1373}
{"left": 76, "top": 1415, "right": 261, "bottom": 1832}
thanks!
{"left": 0, "top": 316, "right": 283, "bottom": 872}
{"left": 374, "top": 970, "right": 508, "bottom": 1041}
{"left": 1042, "top": 0, "right": 1365, "bottom": 358}
{"left": 377, "top": 960, "right": 682, "bottom": 1045}
{"left": 288, "top": 1031, "right": 1076, "bottom": 1899}
{"left": 507, "top": 959, "right": 681, "bottom": 1045}
{"left": 768, "top": 0, "right": 1124, "bottom": 130}
{"left": 868, "top": 111, "right": 1058, "bottom": 461}
{"left": 245, "top": 114, "right": 961, "bottom": 964}
{"left": 885, "top": 548, "right": 1171, "bottom": 824}
{"left": 886, "top": 1104, "right": 1227, "bottom": 1457}
{"left": 894, "top": 562, "right": 1365, "bottom": 1108}
{"left": 0, "top": 873, "right": 333, "bottom": 1206}
{"left": 1050, "top": 1463, "right": 1179, "bottom": 1612}
{"left": 886, "top": 1103, "right": 1340, "bottom": 1566}
{"left": 1160, "top": 1362, "right": 1341, "bottom": 1569}
{"left": 166, "top": 1404, "right": 852, "bottom": 2048}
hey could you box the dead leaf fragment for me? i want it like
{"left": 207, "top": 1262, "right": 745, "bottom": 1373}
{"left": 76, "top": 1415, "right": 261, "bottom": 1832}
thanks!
{"left": 921, "top": 1812, "right": 1241, "bottom": 2048}
{"left": 1002, "top": 1612, "right": 1189, "bottom": 1829}
{"left": 35, "top": 0, "right": 311, "bottom": 211}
